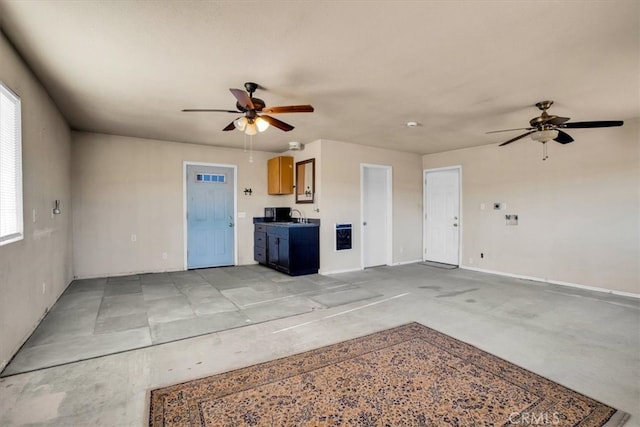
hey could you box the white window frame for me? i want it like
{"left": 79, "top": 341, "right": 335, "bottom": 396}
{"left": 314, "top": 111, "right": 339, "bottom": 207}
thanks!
{"left": 0, "top": 81, "right": 23, "bottom": 246}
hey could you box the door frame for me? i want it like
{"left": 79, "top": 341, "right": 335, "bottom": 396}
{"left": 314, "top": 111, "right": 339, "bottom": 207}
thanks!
{"left": 360, "top": 163, "right": 393, "bottom": 269}
{"left": 183, "top": 161, "right": 238, "bottom": 269}
{"left": 423, "top": 165, "right": 462, "bottom": 265}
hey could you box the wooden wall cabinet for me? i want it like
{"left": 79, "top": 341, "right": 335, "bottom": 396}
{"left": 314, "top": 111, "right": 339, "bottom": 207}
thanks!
{"left": 268, "top": 156, "right": 294, "bottom": 195}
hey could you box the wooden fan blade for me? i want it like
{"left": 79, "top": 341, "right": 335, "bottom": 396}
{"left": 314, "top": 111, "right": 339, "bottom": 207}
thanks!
{"left": 486, "top": 127, "right": 532, "bottom": 134}
{"left": 222, "top": 121, "right": 237, "bottom": 131}
{"left": 498, "top": 130, "right": 536, "bottom": 147}
{"left": 262, "top": 105, "right": 314, "bottom": 114}
{"left": 230, "top": 88, "right": 255, "bottom": 110}
{"left": 561, "top": 120, "right": 623, "bottom": 128}
{"left": 554, "top": 130, "right": 574, "bottom": 144}
{"left": 182, "top": 109, "right": 241, "bottom": 113}
{"left": 260, "top": 115, "right": 294, "bottom": 132}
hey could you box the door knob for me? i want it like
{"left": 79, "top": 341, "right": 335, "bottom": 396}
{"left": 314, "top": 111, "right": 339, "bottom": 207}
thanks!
{"left": 453, "top": 223, "right": 458, "bottom": 227}
{"left": 229, "top": 222, "right": 234, "bottom": 227}
{"left": 363, "top": 221, "right": 367, "bottom": 226}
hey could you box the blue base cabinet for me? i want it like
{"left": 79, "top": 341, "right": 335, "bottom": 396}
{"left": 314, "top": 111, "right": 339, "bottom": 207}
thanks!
{"left": 254, "top": 223, "right": 319, "bottom": 276}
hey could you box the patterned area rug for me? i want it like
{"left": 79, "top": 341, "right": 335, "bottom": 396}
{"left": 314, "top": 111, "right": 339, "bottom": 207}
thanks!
{"left": 149, "top": 323, "right": 629, "bottom": 426}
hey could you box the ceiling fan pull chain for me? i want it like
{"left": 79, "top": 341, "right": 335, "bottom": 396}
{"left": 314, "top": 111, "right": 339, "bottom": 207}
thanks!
{"left": 542, "top": 142, "right": 549, "bottom": 161}
{"left": 249, "top": 135, "right": 254, "bottom": 163}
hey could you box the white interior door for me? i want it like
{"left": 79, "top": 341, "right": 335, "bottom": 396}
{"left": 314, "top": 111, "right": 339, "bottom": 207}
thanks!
{"left": 362, "top": 165, "right": 392, "bottom": 268}
{"left": 424, "top": 167, "right": 460, "bottom": 265}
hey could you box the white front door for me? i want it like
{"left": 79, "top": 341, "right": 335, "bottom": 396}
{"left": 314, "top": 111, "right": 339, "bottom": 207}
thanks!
{"left": 361, "top": 164, "right": 392, "bottom": 268}
{"left": 424, "top": 167, "right": 460, "bottom": 265}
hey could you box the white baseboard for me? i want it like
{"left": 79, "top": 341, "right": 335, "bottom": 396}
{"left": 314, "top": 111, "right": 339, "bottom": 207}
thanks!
{"left": 460, "top": 265, "right": 640, "bottom": 299}
{"left": 73, "top": 267, "right": 185, "bottom": 281}
{"left": 394, "top": 259, "right": 423, "bottom": 266}
{"left": 319, "top": 267, "right": 363, "bottom": 275}
{"left": 321, "top": 259, "right": 423, "bottom": 275}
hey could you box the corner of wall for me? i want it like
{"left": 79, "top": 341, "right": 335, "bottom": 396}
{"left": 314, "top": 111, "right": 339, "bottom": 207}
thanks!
{"left": 0, "top": 30, "right": 74, "bottom": 370}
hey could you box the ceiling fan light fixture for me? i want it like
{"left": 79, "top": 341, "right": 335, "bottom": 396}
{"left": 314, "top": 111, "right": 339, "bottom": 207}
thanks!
{"left": 255, "top": 117, "right": 270, "bottom": 132}
{"left": 234, "top": 116, "right": 248, "bottom": 131}
{"left": 245, "top": 122, "right": 258, "bottom": 136}
{"left": 531, "top": 129, "right": 559, "bottom": 143}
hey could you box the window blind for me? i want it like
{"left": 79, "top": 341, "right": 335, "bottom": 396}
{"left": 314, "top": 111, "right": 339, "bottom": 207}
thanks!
{"left": 0, "top": 82, "right": 23, "bottom": 245}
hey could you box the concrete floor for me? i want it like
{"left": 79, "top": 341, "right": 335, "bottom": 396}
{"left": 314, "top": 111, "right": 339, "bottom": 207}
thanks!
{"left": 0, "top": 263, "right": 638, "bottom": 426}
{"left": 1, "top": 265, "right": 380, "bottom": 376}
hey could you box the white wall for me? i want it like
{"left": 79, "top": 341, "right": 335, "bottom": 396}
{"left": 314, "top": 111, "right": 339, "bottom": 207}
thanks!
{"left": 0, "top": 32, "right": 73, "bottom": 370}
{"left": 317, "top": 139, "right": 424, "bottom": 273}
{"left": 71, "top": 132, "right": 288, "bottom": 278}
{"left": 71, "top": 135, "right": 424, "bottom": 278}
{"left": 423, "top": 120, "right": 639, "bottom": 295}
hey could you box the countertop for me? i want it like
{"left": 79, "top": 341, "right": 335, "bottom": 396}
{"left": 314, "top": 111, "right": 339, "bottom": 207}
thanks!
{"left": 254, "top": 217, "right": 320, "bottom": 226}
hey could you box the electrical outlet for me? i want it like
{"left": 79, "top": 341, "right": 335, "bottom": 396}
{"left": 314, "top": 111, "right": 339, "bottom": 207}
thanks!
{"left": 42, "top": 282, "right": 46, "bottom": 294}
{"left": 131, "top": 234, "right": 137, "bottom": 242}
{"left": 32, "top": 209, "right": 37, "bottom": 223}
{"left": 469, "top": 257, "right": 474, "bottom": 264}
{"left": 162, "top": 252, "right": 168, "bottom": 260}
{"left": 480, "top": 253, "right": 484, "bottom": 259}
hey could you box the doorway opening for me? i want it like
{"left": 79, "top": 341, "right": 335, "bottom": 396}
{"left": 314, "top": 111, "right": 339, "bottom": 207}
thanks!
{"left": 423, "top": 166, "right": 461, "bottom": 266}
{"left": 361, "top": 164, "right": 393, "bottom": 268}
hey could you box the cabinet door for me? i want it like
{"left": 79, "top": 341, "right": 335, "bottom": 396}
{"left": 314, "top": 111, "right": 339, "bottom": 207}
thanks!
{"left": 267, "top": 234, "right": 279, "bottom": 268}
{"left": 277, "top": 237, "right": 290, "bottom": 272}
{"left": 288, "top": 227, "right": 319, "bottom": 275}
{"left": 267, "top": 156, "right": 293, "bottom": 195}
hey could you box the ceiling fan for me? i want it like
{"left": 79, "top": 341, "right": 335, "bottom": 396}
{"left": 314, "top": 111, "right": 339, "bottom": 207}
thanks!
{"left": 487, "top": 100, "right": 623, "bottom": 159}
{"left": 182, "top": 82, "right": 314, "bottom": 135}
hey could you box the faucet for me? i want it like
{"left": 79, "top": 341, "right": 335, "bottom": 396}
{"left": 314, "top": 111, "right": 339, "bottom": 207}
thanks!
{"left": 290, "top": 209, "right": 306, "bottom": 223}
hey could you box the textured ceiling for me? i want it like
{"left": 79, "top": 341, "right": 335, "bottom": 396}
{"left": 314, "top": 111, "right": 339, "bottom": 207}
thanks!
{"left": 0, "top": 1, "right": 638, "bottom": 154}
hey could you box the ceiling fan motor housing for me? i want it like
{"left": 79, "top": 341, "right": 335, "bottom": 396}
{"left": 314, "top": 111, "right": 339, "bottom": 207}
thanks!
{"left": 236, "top": 98, "right": 265, "bottom": 112}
